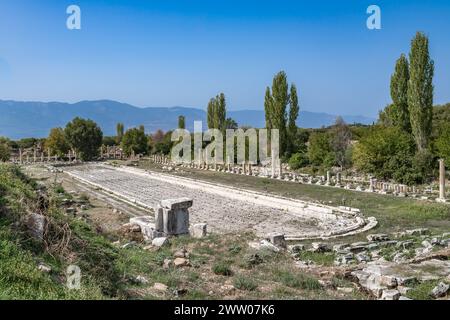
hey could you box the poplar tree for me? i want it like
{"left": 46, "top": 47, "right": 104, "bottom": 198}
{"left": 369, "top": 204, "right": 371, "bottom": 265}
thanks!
{"left": 407, "top": 32, "right": 434, "bottom": 151}
{"left": 178, "top": 115, "right": 185, "bottom": 129}
{"left": 271, "top": 71, "right": 289, "bottom": 155}
{"left": 116, "top": 123, "right": 124, "bottom": 144}
{"left": 390, "top": 54, "right": 411, "bottom": 132}
{"left": 287, "top": 84, "right": 299, "bottom": 154}
{"left": 264, "top": 87, "right": 273, "bottom": 130}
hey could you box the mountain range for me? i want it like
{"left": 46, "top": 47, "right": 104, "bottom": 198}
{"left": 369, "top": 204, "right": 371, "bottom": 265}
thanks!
{"left": 0, "top": 100, "right": 375, "bottom": 139}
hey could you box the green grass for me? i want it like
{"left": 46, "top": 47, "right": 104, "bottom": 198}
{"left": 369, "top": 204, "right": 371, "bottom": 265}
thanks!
{"left": 406, "top": 280, "right": 441, "bottom": 300}
{"left": 294, "top": 251, "right": 336, "bottom": 266}
{"left": 273, "top": 269, "right": 322, "bottom": 290}
{"left": 233, "top": 275, "right": 258, "bottom": 291}
{"left": 212, "top": 262, "right": 233, "bottom": 276}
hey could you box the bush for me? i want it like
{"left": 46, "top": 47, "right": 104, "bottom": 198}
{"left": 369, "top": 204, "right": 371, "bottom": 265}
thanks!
{"left": 308, "top": 132, "right": 335, "bottom": 167}
{"left": 353, "top": 126, "right": 424, "bottom": 184}
{"left": 233, "top": 275, "right": 257, "bottom": 291}
{"left": 288, "top": 152, "right": 309, "bottom": 170}
{"left": 64, "top": 117, "right": 103, "bottom": 161}
{"left": 121, "top": 127, "right": 148, "bottom": 157}
{"left": 0, "top": 137, "right": 11, "bottom": 162}
{"left": 212, "top": 262, "right": 233, "bottom": 276}
{"left": 274, "top": 270, "right": 322, "bottom": 290}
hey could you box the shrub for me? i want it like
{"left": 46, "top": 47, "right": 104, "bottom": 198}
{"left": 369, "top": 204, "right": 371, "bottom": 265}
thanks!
{"left": 353, "top": 126, "right": 424, "bottom": 184}
{"left": 288, "top": 152, "right": 309, "bottom": 170}
{"left": 212, "top": 262, "right": 233, "bottom": 276}
{"left": 233, "top": 275, "right": 257, "bottom": 291}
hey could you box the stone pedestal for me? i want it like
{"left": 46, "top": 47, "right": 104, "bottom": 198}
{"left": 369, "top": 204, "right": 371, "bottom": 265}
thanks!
{"left": 156, "top": 198, "right": 193, "bottom": 235}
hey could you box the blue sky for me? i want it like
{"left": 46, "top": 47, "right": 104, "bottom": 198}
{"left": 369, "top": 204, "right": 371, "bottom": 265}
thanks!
{"left": 0, "top": 0, "right": 449, "bottom": 117}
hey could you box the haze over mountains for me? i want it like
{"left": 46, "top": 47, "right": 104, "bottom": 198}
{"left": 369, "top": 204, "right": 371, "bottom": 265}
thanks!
{"left": 0, "top": 100, "right": 375, "bottom": 139}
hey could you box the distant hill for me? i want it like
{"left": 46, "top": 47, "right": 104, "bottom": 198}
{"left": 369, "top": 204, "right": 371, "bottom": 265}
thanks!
{"left": 0, "top": 100, "right": 375, "bottom": 139}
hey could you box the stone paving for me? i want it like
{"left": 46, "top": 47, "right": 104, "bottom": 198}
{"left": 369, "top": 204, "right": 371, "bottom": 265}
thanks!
{"left": 63, "top": 164, "right": 375, "bottom": 239}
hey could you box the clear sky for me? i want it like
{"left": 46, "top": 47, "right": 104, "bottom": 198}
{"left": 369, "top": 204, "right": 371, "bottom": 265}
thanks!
{"left": 0, "top": 0, "right": 449, "bottom": 117}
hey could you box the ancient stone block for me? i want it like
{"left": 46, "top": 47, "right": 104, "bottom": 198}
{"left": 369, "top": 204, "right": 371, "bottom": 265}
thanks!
{"left": 191, "top": 223, "right": 207, "bottom": 238}
{"left": 266, "top": 233, "right": 286, "bottom": 248}
{"left": 129, "top": 216, "right": 155, "bottom": 241}
{"left": 152, "top": 237, "right": 169, "bottom": 247}
{"left": 23, "top": 213, "right": 46, "bottom": 241}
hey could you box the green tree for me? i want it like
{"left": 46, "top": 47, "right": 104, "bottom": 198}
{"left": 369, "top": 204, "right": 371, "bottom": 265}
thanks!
{"left": 434, "top": 125, "right": 450, "bottom": 166}
{"left": 407, "top": 32, "right": 434, "bottom": 151}
{"left": 271, "top": 71, "right": 289, "bottom": 155}
{"left": 264, "top": 86, "right": 273, "bottom": 130}
{"left": 153, "top": 131, "right": 174, "bottom": 155}
{"left": 331, "top": 117, "right": 353, "bottom": 169}
{"left": 121, "top": 127, "right": 149, "bottom": 157}
{"left": 0, "top": 137, "right": 11, "bottom": 162}
{"left": 224, "top": 118, "right": 238, "bottom": 130}
{"left": 389, "top": 54, "right": 411, "bottom": 132}
{"left": 45, "top": 128, "right": 69, "bottom": 157}
{"left": 64, "top": 117, "right": 103, "bottom": 161}
{"left": 178, "top": 115, "right": 186, "bottom": 129}
{"left": 116, "top": 123, "right": 124, "bottom": 145}
{"left": 308, "top": 132, "right": 335, "bottom": 167}
{"left": 353, "top": 126, "right": 420, "bottom": 184}
{"left": 287, "top": 84, "right": 300, "bottom": 154}
{"left": 207, "top": 93, "right": 227, "bottom": 131}
{"left": 207, "top": 98, "right": 215, "bottom": 129}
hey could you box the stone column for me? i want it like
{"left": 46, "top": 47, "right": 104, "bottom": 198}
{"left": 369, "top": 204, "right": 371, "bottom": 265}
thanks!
{"left": 325, "top": 171, "right": 331, "bottom": 186}
{"left": 335, "top": 172, "right": 342, "bottom": 188}
{"left": 278, "top": 160, "right": 282, "bottom": 179}
{"left": 19, "top": 149, "right": 23, "bottom": 164}
{"left": 47, "top": 148, "right": 51, "bottom": 162}
{"left": 271, "top": 152, "right": 276, "bottom": 178}
{"left": 368, "top": 178, "right": 375, "bottom": 192}
{"left": 438, "top": 159, "right": 447, "bottom": 202}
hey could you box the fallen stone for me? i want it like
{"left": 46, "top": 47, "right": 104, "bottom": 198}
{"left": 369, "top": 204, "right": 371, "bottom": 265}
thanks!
{"left": 421, "top": 240, "right": 432, "bottom": 248}
{"left": 266, "top": 233, "right": 286, "bottom": 248}
{"left": 333, "top": 244, "right": 349, "bottom": 252}
{"left": 152, "top": 237, "right": 169, "bottom": 247}
{"left": 356, "top": 253, "right": 371, "bottom": 263}
{"left": 399, "top": 296, "right": 412, "bottom": 300}
{"left": 260, "top": 240, "right": 281, "bottom": 252}
{"left": 397, "top": 286, "right": 412, "bottom": 296}
{"left": 38, "top": 263, "right": 51, "bottom": 273}
{"left": 163, "top": 258, "right": 173, "bottom": 269}
{"left": 121, "top": 241, "right": 137, "bottom": 249}
{"left": 337, "top": 287, "right": 354, "bottom": 294}
{"left": 430, "top": 282, "right": 449, "bottom": 298}
{"left": 174, "top": 249, "right": 187, "bottom": 258}
{"left": 173, "top": 257, "right": 190, "bottom": 268}
{"left": 311, "top": 242, "right": 331, "bottom": 253}
{"left": 129, "top": 216, "right": 156, "bottom": 241}
{"left": 23, "top": 213, "right": 46, "bottom": 241}
{"left": 379, "top": 289, "right": 400, "bottom": 300}
{"left": 135, "top": 275, "right": 149, "bottom": 285}
{"left": 289, "top": 244, "right": 305, "bottom": 253}
{"left": 406, "top": 228, "right": 429, "bottom": 236}
{"left": 153, "top": 282, "right": 168, "bottom": 291}
{"left": 367, "top": 234, "right": 389, "bottom": 242}
{"left": 191, "top": 223, "right": 207, "bottom": 238}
